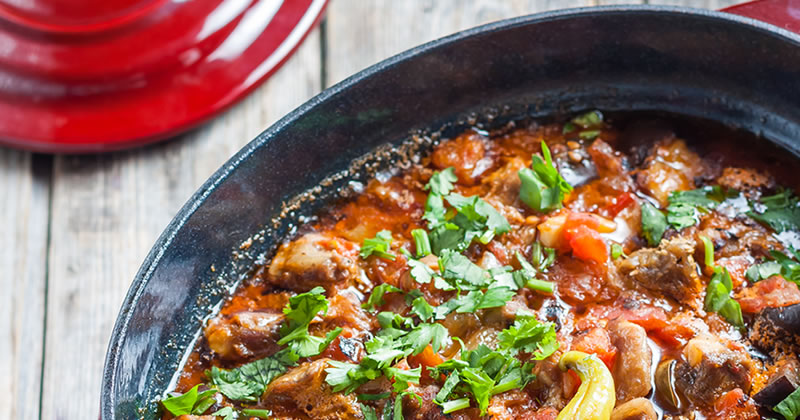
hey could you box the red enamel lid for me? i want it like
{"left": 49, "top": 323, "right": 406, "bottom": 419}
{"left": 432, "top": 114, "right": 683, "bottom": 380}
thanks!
{"left": 0, "top": 0, "right": 327, "bottom": 152}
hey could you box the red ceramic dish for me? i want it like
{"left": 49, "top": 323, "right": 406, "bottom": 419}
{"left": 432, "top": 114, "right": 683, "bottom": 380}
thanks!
{"left": 0, "top": 0, "right": 327, "bottom": 153}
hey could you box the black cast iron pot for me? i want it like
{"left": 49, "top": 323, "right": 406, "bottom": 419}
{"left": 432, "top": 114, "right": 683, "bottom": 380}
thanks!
{"left": 101, "top": 5, "right": 800, "bottom": 419}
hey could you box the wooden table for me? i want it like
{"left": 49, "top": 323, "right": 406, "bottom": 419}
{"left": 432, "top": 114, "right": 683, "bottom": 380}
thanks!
{"left": 1, "top": 0, "right": 738, "bottom": 418}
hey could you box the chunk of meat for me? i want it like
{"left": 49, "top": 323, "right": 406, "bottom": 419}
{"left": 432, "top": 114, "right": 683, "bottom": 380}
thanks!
{"left": 616, "top": 237, "right": 703, "bottom": 307}
{"left": 736, "top": 275, "right": 800, "bottom": 313}
{"left": 431, "top": 131, "right": 489, "bottom": 185}
{"left": 313, "top": 292, "right": 374, "bottom": 339}
{"left": 635, "top": 139, "right": 703, "bottom": 206}
{"left": 481, "top": 157, "right": 526, "bottom": 206}
{"left": 749, "top": 302, "right": 800, "bottom": 355}
{"left": 204, "top": 311, "right": 283, "bottom": 361}
{"left": 707, "top": 388, "right": 760, "bottom": 420}
{"left": 529, "top": 349, "right": 569, "bottom": 410}
{"left": 267, "top": 233, "right": 360, "bottom": 291}
{"left": 262, "top": 359, "right": 362, "bottom": 419}
{"left": 697, "top": 212, "right": 780, "bottom": 261}
{"left": 716, "top": 167, "right": 773, "bottom": 198}
{"left": 588, "top": 139, "right": 627, "bottom": 178}
{"left": 487, "top": 389, "right": 539, "bottom": 420}
{"left": 674, "top": 334, "right": 754, "bottom": 408}
{"left": 609, "top": 398, "right": 657, "bottom": 420}
{"left": 608, "top": 319, "right": 652, "bottom": 403}
{"left": 405, "top": 384, "right": 480, "bottom": 419}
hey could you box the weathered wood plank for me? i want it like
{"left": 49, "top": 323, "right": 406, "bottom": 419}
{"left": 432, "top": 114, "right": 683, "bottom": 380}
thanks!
{"left": 40, "top": 29, "right": 323, "bottom": 419}
{"left": 0, "top": 151, "right": 48, "bottom": 420}
{"left": 325, "top": 0, "right": 593, "bottom": 88}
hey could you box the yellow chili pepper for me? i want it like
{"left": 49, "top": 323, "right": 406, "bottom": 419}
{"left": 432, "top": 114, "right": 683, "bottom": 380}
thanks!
{"left": 556, "top": 351, "right": 616, "bottom": 420}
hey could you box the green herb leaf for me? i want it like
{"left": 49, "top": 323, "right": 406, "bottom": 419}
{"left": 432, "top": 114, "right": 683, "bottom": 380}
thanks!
{"left": 161, "top": 384, "right": 216, "bottom": 416}
{"left": 441, "top": 398, "right": 471, "bottom": 414}
{"left": 531, "top": 241, "right": 556, "bottom": 272}
{"left": 278, "top": 287, "right": 341, "bottom": 358}
{"left": 571, "top": 110, "right": 603, "bottom": 128}
{"left": 748, "top": 189, "right": 800, "bottom": 233}
{"left": 241, "top": 408, "right": 272, "bottom": 419}
{"left": 578, "top": 130, "right": 600, "bottom": 140}
{"left": 666, "top": 186, "right": 736, "bottom": 230}
{"left": 385, "top": 366, "right": 421, "bottom": 392}
{"left": 518, "top": 141, "right": 573, "bottom": 212}
{"left": 209, "top": 354, "right": 289, "bottom": 402}
{"left": 407, "top": 258, "right": 437, "bottom": 285}
{"left": 610, "top": 243, "right": 626, "bottom": 260}
{"left": 774, "top": 386, "right": 800, "bottom": 420}
{"left": 425, "top": 167, "right": 458, "bottom": 196}
{"left": 497, "top": 316, "right": 558, "bottom": 359}
{"left": 211, "top": 407, "right": 236, "bottom": 420}
{"left": 361, "top": 230, "right": 397, "bottom": 260}
{"left": 641, "top": 203, "right": 667, "bottom": 246}
{"left": 363, "top": 284, "right": 403, "bottom": 312}
{"left": 700, "top": 236, "right": 744, "bottom": 328}
{"left": 770, "top": 250, "right": 800, "bottom": 285}
{"left": 745, "top": 260, "right": 783, "bottom": 283}
{"left": 411, "top": 229, "right": 432, "bottom": 257}
{"left": 410, "top": 296, "right": 434, "bottom": 322}
{"left": 361, "top": 403, "right": 379, "bottom": 420}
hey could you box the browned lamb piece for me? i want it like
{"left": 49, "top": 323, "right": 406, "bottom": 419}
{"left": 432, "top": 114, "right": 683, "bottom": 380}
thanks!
{"left": 267, "top": 232, "right": 361, "bottom": 292}
{"left": 615, "top": 237, "right": 703, "bottom": 308}
{"left": 262, "top": 359, "right": 362, "bottom": 419}
{"left": 673, "top": 334, "right": 754, "bottom": 408}
{"left": 204, "top": 311, "right": 284, "bottom": 362}
{"left": 608, "top": 319, "right": 652, "bottom": 403}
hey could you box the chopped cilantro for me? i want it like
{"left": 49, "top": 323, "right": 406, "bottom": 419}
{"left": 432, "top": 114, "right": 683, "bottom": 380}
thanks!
{"left": 361, "top": 230, "right": 397, "bottom": 260}
{"left": 518, "top": 141, "right": 573, "bottom": 213}
{"left": 161, "top": 384, "right": 217, "bottom": 416}
{"left": 410, "top": 296, "right": 434, "bottom": 321}
{"left": 241, "top": 408, "right": 272, "bottom": 418}
{"left": 497, "top": 316, "right": 559, "bottom": 359}
{"left": 748, "top": 189, "right": 800, "bottom": 233}
{"left": 212, "top": 407, "right": 235, "bottom": 420}
{"left": 570, "top": 110, "right": 603, "bottom": 128}
{"left": 438, "top": 249, "right": 491, "bottom": 290}
{"left": 578, "top": 130, "right": 600, "bottom": 140}
{"left": 610, "top": 243, "right": 626, "bottom": 260}
{"left": 511, "top": 252, "right": 554, "bottom": 294}
{"left": 775, "top": 386, "right": 800, "bottom": 420}
{"left": 425, "top": 167, "right": 458, "bottom": 196}
{"left": 407, "top": 258, "right": 438, "bottom": 285}
{"left": 363, "top": 284, "right": 403, "bottom": 312}
{"left": 700, "top": 236, "right": 743, "bottom": 328}
{"left": 641, "top": 203, "right": 667, "bottom": 246}
{"left": 361, "top": 404, "right": 379, "bottom": 420}
{"left": 531, "top": 241, "right": 556, "bottom": 272}
{"left": 768, "top": 250, "right": 800, "bottom": 285}
{"left": 745, "top": 260, "right": 783, "bottom": 283}
{"left": 411, "top": 229, "right": 432, "bottom": 257}
{"left": 429, "top": 315, "right": 553, "bottom": 416}
{"left": 278, "top": 287, "right": 342, "bottom": 358}
{"left": 666, "top": 186, "right": 736, "bottom": 230}
{"left": 208, "top": 353, "right": 289, "bottom": 402}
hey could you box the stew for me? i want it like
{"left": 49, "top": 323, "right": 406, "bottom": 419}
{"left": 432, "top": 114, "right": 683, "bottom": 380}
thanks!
{"left": 161, "top": 112, "right": 800, "bottom": 420}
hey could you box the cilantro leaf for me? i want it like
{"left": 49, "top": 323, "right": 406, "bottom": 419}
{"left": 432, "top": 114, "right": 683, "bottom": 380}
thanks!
{"left": 161, "top": 384, "right": 216, "bottom": 416}
{"left": 700, "top": 236, "right": 743, "bottom": 328}
{"left": 775, "top": 386, "right": 800, "bottom": 420}
{"left": 434, "top": 373, "right": 461, "bottom": 404}
{"left": 610, "top": 243, "right": 626, "bottom": 260}
{"left": 363, "top": 284, "right": 402, "bottom": 312}
{"left": 530, "top": 241, "right": 556, "bottom": 272}
{"left": 745, "top": 260, "right": 782, "bottom": 283}
{"left": 278, "top": 287, "right": 342, "bottom": 358}
{"left": 769, "top": 250, "right": 800, "bottom": 285}
{"left": 385, "top": 366, "right": 421, "bottom": 392}
{"left": 666, "top": 186, "right": 736, "bottom": 230}
{"left": 570, "top": 110, "right": 603, "bottom": 128}
{"left": 460, "top": 367, "right": 495, "bottom": 415}
{"left": 209, "top": 355, "right": 288, "bottom": 402}
{"left": 407, "top": 258, "right": 437, "bottom": 285}
{"left": 411, "top": 228, "right": 432, "bottom": 257}
{"left": 410, "top": 296, "right": 434, "bottom": 322}
{"left": 405, "top": 323, "right": 449, "bottom": 354}
{"left": 452, "top": 287, "right": 516, "bottom": 313}
{"left": 428, "top": 193, "right": 510, "bottom": 253}
{"left": 425, "top": 167, "right": 458, "bottom": 196}
{"left": 438, "top": 249, "right": 491, "bottom": 290}
{"left": 518, "top": 141, "right": 573, "bottom": 212}
{"left": 361, "top": 403, "right": 379, "bottom": 420}
{"left": 748, "top": 189, "right": 800, "bottom": 233}
{"left": 497, "top": 316, "right": 558, "bottom": 359}
{"left": 640, "top": 203, "right": 667, "bottom": 246}
{"left": 212, "top": 407, "right": 236, "bottom": 420}
{"left": 361, "top": 230, "right": 397, "bottom": 260}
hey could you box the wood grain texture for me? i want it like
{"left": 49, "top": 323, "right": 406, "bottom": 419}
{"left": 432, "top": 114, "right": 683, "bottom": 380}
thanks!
{"left": 325, "top": 0, "right": 591, "bottom": 88}
{"left": 40, "top": 29, "right": 322, "bottom": 419}
{"left": 0, "top": 151, "right": 48, "bottom": 420}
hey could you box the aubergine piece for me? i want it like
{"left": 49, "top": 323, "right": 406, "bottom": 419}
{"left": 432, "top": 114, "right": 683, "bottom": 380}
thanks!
{"left": 753, "top": 356, "right": 799, "bottom": 407}
{"left": 749, "top": 303, "right": 800, "bottom": 355}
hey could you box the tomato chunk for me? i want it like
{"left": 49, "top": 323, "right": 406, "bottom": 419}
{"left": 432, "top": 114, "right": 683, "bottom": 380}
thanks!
{"left": 736, "top": 275, "right": 800, "bottom": 313}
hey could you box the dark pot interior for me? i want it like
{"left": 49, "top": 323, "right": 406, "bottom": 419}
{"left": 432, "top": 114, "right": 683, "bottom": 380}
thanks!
{"left": 101, "top": 5, "right": 800, "bottom": 419}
